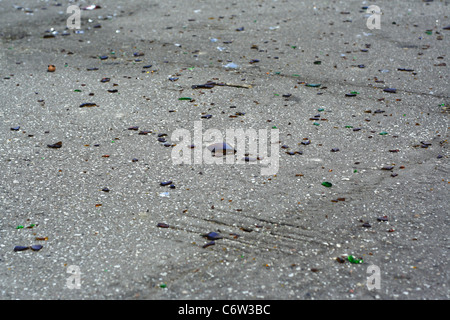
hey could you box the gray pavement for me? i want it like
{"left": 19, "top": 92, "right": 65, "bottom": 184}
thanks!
{"left": 0, "top": 0, "right": 449, "bottom": 300}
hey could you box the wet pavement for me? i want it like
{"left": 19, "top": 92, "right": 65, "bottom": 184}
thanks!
{"left": 0, "top": 0, "right": 449, "bottom": 300}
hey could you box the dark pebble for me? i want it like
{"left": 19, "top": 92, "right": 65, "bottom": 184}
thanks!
{"left": 157, "top": 223, "right": 170, "bottom": 228}
{"left": 383, "top": 88, "right": 397, "bottom": 93}
{"left": 47, "top": 141, "right": 62, "bottom": 148}
{"left": 202, "top": 241, "right": 215, "bottom": 249}
{"left": 377, "top": 216, "right": 389, "bottom": 222}
{"left": 160, "top": 181, "right": 173, "bottom": 186}
{"left": 79, "top": 103, "right": 98, "bottom": 108}
{"left": 14, "top": 246, "right": 29, "bottom": 252}
{"left": 102, "top": 187, "right": 110, "bottom": 192}
{"left": 362, "top": 222, "right": 371, "bottom": 228}
{"left": 30, "top": 245, "right": 43, "bottom": 251}
{"left": 192, "top": 83, "right": 215, "bottom": 89}
{"left": 331, "top": 148, "right": 340, "bottom": 152}
{"left": 336, "top": 257, "right": 346, "bottom": 264}
{"left": 202, "top": 232, "right": 223, "bottom": 240}
{"left": 10, "top": 126, "right": 20, "bottom": 131}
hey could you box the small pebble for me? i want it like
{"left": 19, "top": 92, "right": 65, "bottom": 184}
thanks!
{"left": 14, "top": 246, "right": 29, "bottom": 252}
{"left": 79, "top": 103, "right": 98, "bottom": 108}
{"left": 47, "top": 141, "right": 62, "bottom": 149}
{"left": 202, "top": 241, "right": 215, "bottom": 249}
{"left": 202, "top": 232, "right": 223, "bottom": 240}
{"left": 157, "top": 223, "right": 170, "bottom": 228}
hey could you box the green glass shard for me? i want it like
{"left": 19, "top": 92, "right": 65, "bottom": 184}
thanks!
{"left": 348, "top": 255, "right": 363, "bottom": 264}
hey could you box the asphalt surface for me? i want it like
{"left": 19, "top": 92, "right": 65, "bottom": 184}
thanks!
{"left": 0, "top": 0, "right": 449, "bottom": 300}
